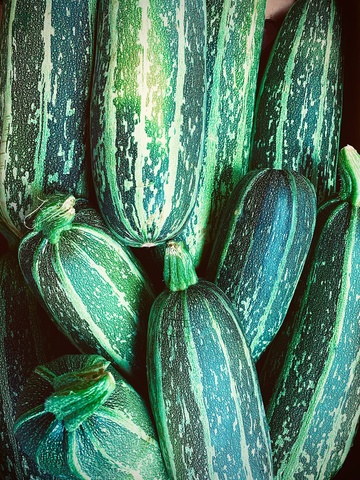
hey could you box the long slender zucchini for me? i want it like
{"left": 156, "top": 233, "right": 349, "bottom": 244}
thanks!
{"left": 147, "top": 241, "right": 273, "bottom": 478}
{"left": 14, "top": 354, "right": 168, "bottom": 479}
{"left": 18, "top": 194, "right": 155, "bottom": 393}
{"left": 90, "top": 0, "right": 206, "bottom": 247}
{"left": 261, "top": 145, "right": 360, "bottom": 479}
{"left": 206, "top": 168, "right": 317, "bottom": 362}
{"left": 250, "top": 0, "right": 343, "bottom": 203}
{"left": 0, "top": 226, "right": 75, "bottom": 480}
{"left": 0, "top": 0, "right": 97, "bottom": 239}
{"left": 174, "top": 0, "right": 266, "bottom": 271}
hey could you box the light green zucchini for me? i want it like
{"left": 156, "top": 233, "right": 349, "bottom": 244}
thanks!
{"left": 90, "top": 0, "right": 206, "bottom": 247}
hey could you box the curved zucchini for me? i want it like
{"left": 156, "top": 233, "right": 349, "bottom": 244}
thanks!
{"left": 18, "top": 194, "right": 155, "bottom": 392}
{"left": 0, "top": 0, "right": 97, "bottom": 238}
{"left": 206, "top": 168, "right": 317, "bottom": 362}
{"left": 262, "top": 145, "right": 360, "bottom": 478}
{"left": 90, "top": 0, "right": 206, "bottom": 247}
{"left": 147, "top": 241, "right": 273, "bottom": 479}
{"left": 250, "top": 0, "right": 343, "bottom": 203}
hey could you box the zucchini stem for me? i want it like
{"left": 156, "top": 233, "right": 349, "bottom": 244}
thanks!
{"left": 164, "top": 241, "right": 198, "bottom": 291}
{"left": 40, "top": 359, "right": 116, "bottom": 432}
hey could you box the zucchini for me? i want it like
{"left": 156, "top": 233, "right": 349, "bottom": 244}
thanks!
{"left": 90, "top": 0, "right": 206, "bottom": 247}
{"left": 0, "top": 0, "right": 97, "bottom": 239}
{"left": 18, "top": 194, "right": 155, "bottom": 392}
{"left": 250, "top": 0, "right": 343, "bottom": 204}
{"left": 14, "top": 354, "right": 168, "bottom": 479}
{"left": 0, "top": 226, "right": 75, "bottom": 480}
{"left": 261, "top": 145, "right": 360, "bottom": 479}
{"left": 175, "top": 0, "right": 266, "bottom": 271}
{"left": 147, "top": 241, "right": 273, "bottom": 479}
{"left": 206, "top": 168, "right": 317, "bottom": 362}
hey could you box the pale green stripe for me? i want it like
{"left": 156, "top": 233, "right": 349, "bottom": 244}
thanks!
{"left": 274, "top": 1, "right": 309, "bottom": 169}
{"left": 33, "top": 242, "right": 130, "bottom": 373}
{"left": 104, "top": 0, "right": 139, "bottom": 240}
{"left": 33, "top": 0, "right": 53, "bottom": 199}
{"left": 71, "top": 224, "right": 154, "bottom": 298}
{"left": 0, "top": 0, "right": 18, "bottom": 237}
{"left": 250, "top": 173, "right": 298, "bottom": 357}
{"left": 231, "top": 0, "right": 264, "bottom": 183}
{"left": 312, "top": 1, "right": 336, "bottom": 189}
{"left": 318, "top": 348, "right": 360, "bottom": 477}
{"left": 154, "top": 0, "right": 186, "bottom": 237}
{"left": 210, "top": 286, "right": 273, "bottom": 475}
{"left": 205, "top": 297, "right": 252, "bottom": 478}
{"left": 133, "top": 0, "right": 153, "bottom": 238}
{"left": 278, "top": 208, "right": 357, "bottom": 478}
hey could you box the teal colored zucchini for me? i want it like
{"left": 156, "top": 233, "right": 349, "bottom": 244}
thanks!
{"left": 250, "top": 0, "right": 343, "bottom": 204}
{"left": 18, "top": 194, "right": 155, "bottom": 392}
{"left": 173, "top": 0, "right": 266, "bottom": 271}
{"left": 206, "top": 168, "right": 317, "bottom": 362}
{"left": 0, "top": 0, "right": 97, "bottom": 239}
{"left": 90, "top": 0, "right": 206, "bottom": 247}
{"left": 261, "top": 145, "right": 360, "bottom": 479}
{"left": 0, "top": 227, "right": 75, "bottom": 480}
{"left": 147, "top": 241, "right": 273, "bottom": 479}
{"left": 14, "top": 354, "right": 168, "bottom": 479}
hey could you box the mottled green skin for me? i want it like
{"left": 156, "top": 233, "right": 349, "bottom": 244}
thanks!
{"left": 0, "top": 236, "right": 75, "bottom": 480}
{"left": 18, "top": 200, "right": 155, "bottom": 391}
{"left": 261, "top": 172, "right": 360, "bottom": 478}
{"left": 14, "top": 354, "right": 168, "bottom": 479}
{"left": 206, "top": 168, "right": 317, "bottom": 362}
{"left": 90, "top": 0, "right": 206, "bottom": 247}
{"left": 0, "top": 0, "right": 97, "bottom": 238}
{"left": 250, "top": 0, "right": 343, "bottom": 204}
{"left": 147, "top": 278, "right": 273, "bottom": 479}
{"left": 175, "top": 0, "right": 266, "bottom": 271}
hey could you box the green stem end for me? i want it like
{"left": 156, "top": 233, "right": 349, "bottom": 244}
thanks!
{"left": 164, "top": 241, "right": 198, "bottom": 292}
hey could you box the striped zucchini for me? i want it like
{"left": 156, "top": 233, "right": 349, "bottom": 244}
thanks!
{"left": 147, "top": 241, "right": 273, "bottom": 478}
{"left": 250, "top": 0, "right": 343, "bottom": 204}
{"left": 172, "top": 0, "right": 266, "bottom": 271}
{"left": 18, "top": 194, "right": 155, "bottom": 393}
{"left": 90, "top": 0, "right": 206, "bottom": 247}
{"left": 261, "top": 145, "right": 360, "bottom": 479}
{"left": 0, "top": 227, "right": 75, "bottom": 480}
{"left": 206, "top": 168, "right": 317, "bottom": 362}
{"left": 14, "top": 354, "right": 168, "bottom": 479}
{"left": 0, "top": 0, "right": 97, "bottom": 239}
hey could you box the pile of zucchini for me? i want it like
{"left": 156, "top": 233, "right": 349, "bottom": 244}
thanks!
{"left": 0, "top": 0, "right": 358, "bottom": 478}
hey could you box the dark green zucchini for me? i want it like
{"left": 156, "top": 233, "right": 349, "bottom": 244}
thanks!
{"left": 14, "top": 354, "right": 168, "bottom": 479}
{"left": 206, "top": 168, "right": 317, "bottom": 362}
{"left": 260, "top": 145, "right": 360, "bottom": 478}
{"left": 0, "top": 0, "right": 97, "bottom": 238}
{"left": 0, "top": 225, "right": 75, "bottom": 480}
{"left": 18, "top": 194, "right": 155, "bottom": 392}
{"left": 250, "top": 0, "right": 343, "bottom": 204}
{"left": 174, "top": 0, "right": 266, "bottom": 270}
{"left": 90, "top": 0, "right": 206, "bottom": 247}
{"left": 147, "top": 241, "right": 273, "bottom": 478}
